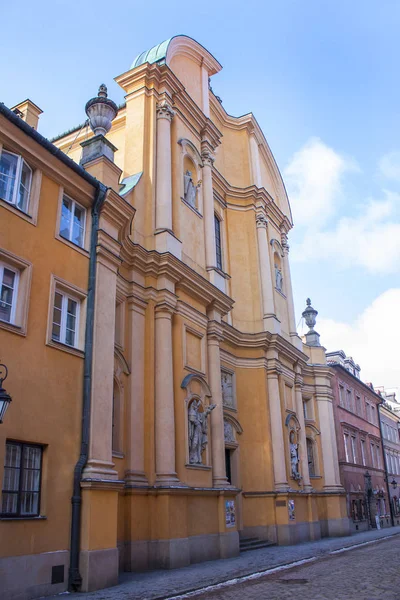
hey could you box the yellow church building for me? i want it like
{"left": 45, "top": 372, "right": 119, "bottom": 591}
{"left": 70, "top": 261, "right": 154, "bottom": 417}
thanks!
{"left": 0, "top": 35, "right": 349, "bottom": 599}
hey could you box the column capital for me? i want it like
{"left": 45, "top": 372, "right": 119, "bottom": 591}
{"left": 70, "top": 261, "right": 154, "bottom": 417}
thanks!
{"left": 155, "top": 290, "right": 177, "bottom": 318}
{"left": 256, "top": 212, "right": 268, "bottom": 229}
{"left": 267, "top": 357, "right": 282, "bottom": 376}
{"left": 294, "top": 372, "right": 303, "bottom": 389}
{"left": 201, "top": 150, "right": 215, "bottom": 167}
{"left": 156, "top": 99, "right": 175, "bottom": 121}
{"left": 127, "top": 294, "right": 148, "bottom": 315}
{"left": 207, "top": 320, "right": 224, "bottom": 343}
{"left": 281, "top": 231, "right": 290, "bottom": 254}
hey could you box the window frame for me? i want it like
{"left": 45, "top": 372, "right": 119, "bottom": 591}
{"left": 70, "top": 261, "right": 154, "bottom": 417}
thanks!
{"left": 214, "top": 213, "right": 223, "bottom": 271}
{"left": 361, "top": 439, "right": 366, "bottom": 466}
{"left": 52, "top": 289, "right": 80, "bottom": 348}
{"left": 1, "top": 441, "right": 43, "bottom": 518}
{"left": 59, "top": 194, "right": 87, "bottom": 249}
{"left": 0, "top": 261, "right": 20, "bottom": 325}
{"left": 0, "top": 148, "right": 32, "bottom": 213}
{"left": 351, "top": 436, "right": 357, "bottom": 464}
{"left": 343, "top": 433, "right": 350, "bottom": 462}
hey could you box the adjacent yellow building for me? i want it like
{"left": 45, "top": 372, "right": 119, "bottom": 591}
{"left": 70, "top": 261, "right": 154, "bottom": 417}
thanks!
{"left": 0, "top": 35, "right": 349, "bottom": 599}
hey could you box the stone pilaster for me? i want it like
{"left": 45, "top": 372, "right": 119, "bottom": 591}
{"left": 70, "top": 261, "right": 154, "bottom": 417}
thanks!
{"left": 249, "top": 130, "right": 262, "bottom": 187}
{"left": 281, "top": 232, "right": 298, "bottom": 339}
{"left": 256, "top": 212, "right": 280, "bottom": 334}
{"left": 154, "top": 294, "right": 180, "bottom": 485}
{"left": 267, "top": 352, "right": 289, "bottom": 491}
{"left": 84, "top": 236, "right": 121, "bottom": 480}
{"left": 201, "top": 149, "right": 217, "bottom": 271}
{"left": 294, "top": 369, "right": 312, "bottom": 491}
{"left": 316, "top": 383, "right": 343, "bottom": 492}
{"left": 155, "top": 98, "right": 182, "bottom": 258}
{"left": 125, "top": 295, "right": 148, "bottom": 486}
{"left": 207, "top": 316, "right": 229, "bottom": 487}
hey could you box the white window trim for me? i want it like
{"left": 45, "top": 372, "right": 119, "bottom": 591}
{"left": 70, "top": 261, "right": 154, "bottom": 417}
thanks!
{"left": 59, "top": 194, "right": 87, "bottom": 248}
{"left": 0, "top": 261, "right": 19, "bottom": 325}
{"left": 0, "top": 148, "right": 32, "bottom": 211}
{"left": 351, "top": 436, "right": 357, "bottom": 464}
{"left": 46, "top": 275, "right": 87, "bottom": 357}
{"left": 52, "top": 290, "right": 80, "bottom": 348}
{"left": 0, "top": 248, "right": 32, "bottom": 337}
{"left": 361, "top": 439, "right": 366, "bottom": 466}
{"left": 344, "top": 433, "right": 350, "bottom": 462}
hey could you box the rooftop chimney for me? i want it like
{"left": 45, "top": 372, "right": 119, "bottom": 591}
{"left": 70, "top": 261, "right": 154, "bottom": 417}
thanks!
{"left": 10, "top": 99, "right": 43, "bottom": 130}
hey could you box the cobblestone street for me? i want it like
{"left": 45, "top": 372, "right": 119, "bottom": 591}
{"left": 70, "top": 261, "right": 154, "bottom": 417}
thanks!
{"left": 49, "top": 528, "right": 400, "bottom": 600}
{"left": 186, "top": 536, "right": 400, "bottom": 600}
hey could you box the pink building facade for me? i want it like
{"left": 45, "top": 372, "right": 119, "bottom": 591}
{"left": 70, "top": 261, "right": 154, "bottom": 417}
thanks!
{"left": 327, "top": 351, "right": 389, "bottom": 531}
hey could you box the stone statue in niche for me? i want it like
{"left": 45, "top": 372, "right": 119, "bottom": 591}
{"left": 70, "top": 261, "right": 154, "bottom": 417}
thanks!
{"left": 221, "top": 371, "right": 234, "bottom": 408}
{"left": 275, "top": 263, "right": 283, "bottom": 292}
{"left": 224, "top": 419, "right": 235, "bottom": 443}
{"left": 184, "top": 170, "right": 201, "bottom": 209}
{"left": 289, "top": 430, "right": 300, "bottom": 479}
{"left": 188, "top": 399, "right": 216, "bottom": 464}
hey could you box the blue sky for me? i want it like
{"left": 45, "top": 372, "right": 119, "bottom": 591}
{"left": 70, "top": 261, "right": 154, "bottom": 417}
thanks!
{"left": 2, "top": 0, "right": 399, "bottom": 388}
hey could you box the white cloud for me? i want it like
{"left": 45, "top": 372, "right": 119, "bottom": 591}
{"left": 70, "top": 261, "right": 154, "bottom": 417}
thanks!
{"left": 292, "top": 190, "right": 400, "bottom": 274}
{"left": 316, "top": 289, "right": 400, "bottom": 389}
{"left": 379, "top": 152, "right": 400, "bottom": 182}
{"left": 284, "top": 137, "right": 358, "bottom": 228}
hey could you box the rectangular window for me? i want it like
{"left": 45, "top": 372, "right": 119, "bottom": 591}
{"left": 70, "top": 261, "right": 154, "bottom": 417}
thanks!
{"left": 376, "top": 445, "right": 381, "bottom": 469}
{"left": 214, "top": 214, "right": 223, "bottom": 270}
{"left": 366, "top": 403, "right": 371, "bottom": 422}
{"left": 60, "top": 195, "right": 86, "bottom": 248}
{"left": 339, "top": 385, "right": 345, "bottom": 407}
{"left": 1, "top": 441, "right": 43, "bottom": 517}
{"left": 351, "top": 436, "right": 357, "bottom": 464}
{"left": 52, "top": 290, "right": 79, "bottom": 347}
{"left": 344, "top": 433, "right": 350, "bottom": 462}
{"left": 361, "top": 439, "right": 366, "bottom": 466}
{"left": 347, "top": 389, "right": 353, "bottom": 412}
{"left": 356, "top": 395, "right": 361, "bottom": 416}
{"left": 0, "top": 150, "right": 32, "bottom": 212}
{"left": 371, "top": 405, "right": 376, "bottom": 425}
{"left": 0, "top": 263, "right": 19, "bottom": 324}
{"left": 371, "top": 443, "right": 375, "bottom": 467}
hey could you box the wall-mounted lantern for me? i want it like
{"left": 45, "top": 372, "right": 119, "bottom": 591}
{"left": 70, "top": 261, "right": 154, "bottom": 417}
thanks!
{"left": 0, "top": 364, "right": 12, "bottom": 424}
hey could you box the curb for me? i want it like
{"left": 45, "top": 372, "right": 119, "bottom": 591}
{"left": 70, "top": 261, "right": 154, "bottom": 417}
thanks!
{"left": 153, "top": 531, "right": 400, "bottom": 600}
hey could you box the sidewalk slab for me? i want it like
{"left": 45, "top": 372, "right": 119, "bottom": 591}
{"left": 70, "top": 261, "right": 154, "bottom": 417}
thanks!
{"left": 48, "top": 527, "right": 400, "bottom": 600}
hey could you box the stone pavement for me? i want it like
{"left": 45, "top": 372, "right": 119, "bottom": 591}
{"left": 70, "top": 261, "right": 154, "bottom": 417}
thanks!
{"left": 190, "top": 535, "right": 400, "bottom": 600}
{"left": 53, "top": 527, "right": 400, "bottom": 600}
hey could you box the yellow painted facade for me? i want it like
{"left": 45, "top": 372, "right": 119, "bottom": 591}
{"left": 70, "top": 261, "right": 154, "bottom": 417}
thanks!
{"left": 0, "top": 35, "right": 350, "bottom": 599}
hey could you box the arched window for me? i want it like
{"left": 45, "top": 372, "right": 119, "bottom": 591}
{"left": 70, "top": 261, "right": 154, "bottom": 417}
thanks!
{"left": 307, "top": 438, "right": 315, "bottom": 477}
{"left": 214, "top": 214, "right": 222, "bottom": 270}
{"left": 0, "top": 149, "right": 32, "bottom": 212}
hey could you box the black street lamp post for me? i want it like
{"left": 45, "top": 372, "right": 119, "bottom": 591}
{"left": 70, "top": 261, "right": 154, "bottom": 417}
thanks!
{"left": 364, "top": 470, "right": 373, "bottom": 528}
{"left": 0, "top": 364, "right": 12, "bottom": 424}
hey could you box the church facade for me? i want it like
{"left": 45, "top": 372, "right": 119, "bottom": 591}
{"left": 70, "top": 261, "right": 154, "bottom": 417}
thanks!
{"left": 0, "top": 35, "right": 349, "bottom": 597}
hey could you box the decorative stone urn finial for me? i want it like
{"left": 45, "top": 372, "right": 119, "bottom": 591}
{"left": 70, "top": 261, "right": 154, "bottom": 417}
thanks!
{"left": 302, "top": 298, "right": 320, "bottom": 347}
{"left": 85, "top": 84, "right": 118, "bottom": 136}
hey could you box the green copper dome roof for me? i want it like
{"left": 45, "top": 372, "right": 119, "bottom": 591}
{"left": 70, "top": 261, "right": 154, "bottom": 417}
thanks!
{"left": 131, "top": 38, "right": 171, "bottom": 69}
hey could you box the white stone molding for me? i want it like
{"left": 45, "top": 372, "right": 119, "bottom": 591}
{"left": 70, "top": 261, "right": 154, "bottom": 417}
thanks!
{"left": 156, "top": 98, "right": 175, "bottom": 121}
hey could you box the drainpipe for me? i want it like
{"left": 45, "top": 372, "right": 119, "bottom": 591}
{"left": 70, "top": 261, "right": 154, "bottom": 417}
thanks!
{"left": 68, "top": 182, "right": 108, "bottom": 591}
{"left": 377, "top": 400, "right": 395, "bottom": 527}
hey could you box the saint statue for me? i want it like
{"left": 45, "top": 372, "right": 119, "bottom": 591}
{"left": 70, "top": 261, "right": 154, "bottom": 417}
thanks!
{"left": 188, "top": 400, "right": 216, "bottom": 464}
{"left": 184, "top": 170, "right": 201, "bottom": 208}
{"left": 289, "top": 430, "right": 300, "bottom": 479}
{"left": 221, "top": 372, "right": 234, "bottom": 407}
{"left": 275, "top": 263, "right": 283, "bottom": 292}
